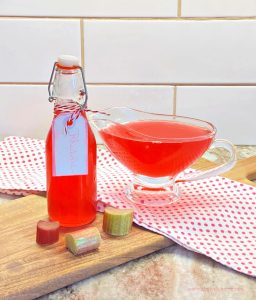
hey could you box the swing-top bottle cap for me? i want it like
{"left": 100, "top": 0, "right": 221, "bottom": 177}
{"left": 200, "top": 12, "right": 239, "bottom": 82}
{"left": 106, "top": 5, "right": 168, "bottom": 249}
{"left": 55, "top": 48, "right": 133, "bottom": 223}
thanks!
{"left": 57, "top": 55, "right": 80, "bottom": 68}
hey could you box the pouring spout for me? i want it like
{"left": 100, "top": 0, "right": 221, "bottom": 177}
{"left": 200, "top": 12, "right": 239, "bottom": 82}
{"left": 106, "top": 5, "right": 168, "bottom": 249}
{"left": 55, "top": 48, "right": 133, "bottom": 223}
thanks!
{"left": 89, "top": 106, "right": 151, "bottom": 137}
{"left": 89, "top": 106, "right": 216, "bottom": 142}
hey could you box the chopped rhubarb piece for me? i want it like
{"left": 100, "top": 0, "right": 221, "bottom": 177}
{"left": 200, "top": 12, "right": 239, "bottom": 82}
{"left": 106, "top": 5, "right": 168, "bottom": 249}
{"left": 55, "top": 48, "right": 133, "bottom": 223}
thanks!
{"left": 65, "top": 227, "right": 101, "bottom": 255}
{"left": 103, "top": 207, "right": 134, "bottom": 236}
{"left": 36, "top": 220, "right": 60, "bottom": 245}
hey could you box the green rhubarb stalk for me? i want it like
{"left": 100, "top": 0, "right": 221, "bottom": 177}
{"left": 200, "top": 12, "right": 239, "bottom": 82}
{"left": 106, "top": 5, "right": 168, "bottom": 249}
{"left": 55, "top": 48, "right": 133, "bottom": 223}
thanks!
{"left": 103, "top": 207, "right": 134, "bottom": 236}
{"left": 65, "top": 227, "right": 101, "bottom": 256}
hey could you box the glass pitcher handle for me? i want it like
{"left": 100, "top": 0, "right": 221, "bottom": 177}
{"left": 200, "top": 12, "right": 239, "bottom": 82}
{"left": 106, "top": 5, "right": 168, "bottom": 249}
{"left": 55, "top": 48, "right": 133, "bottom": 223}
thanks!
{"left": 177, "top": 139, "right": 237, "bottom": 182}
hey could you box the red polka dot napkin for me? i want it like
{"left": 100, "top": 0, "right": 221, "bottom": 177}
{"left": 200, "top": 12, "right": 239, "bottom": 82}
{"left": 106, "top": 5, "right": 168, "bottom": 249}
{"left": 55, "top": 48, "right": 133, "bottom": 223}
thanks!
{"left": 0, "top": 137, "right": 45, "bottom": 195}
{"left": 0, "top": 136, "right": 256, "bottom": 277}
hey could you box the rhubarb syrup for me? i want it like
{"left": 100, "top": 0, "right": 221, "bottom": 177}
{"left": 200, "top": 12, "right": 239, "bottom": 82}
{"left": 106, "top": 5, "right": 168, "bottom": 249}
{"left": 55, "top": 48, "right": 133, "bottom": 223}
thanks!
{"left": 100, "top": 120, "right": 213, "bottom": 178}
{"left": 46, "top": 55, "right": 96, "bottom": 227}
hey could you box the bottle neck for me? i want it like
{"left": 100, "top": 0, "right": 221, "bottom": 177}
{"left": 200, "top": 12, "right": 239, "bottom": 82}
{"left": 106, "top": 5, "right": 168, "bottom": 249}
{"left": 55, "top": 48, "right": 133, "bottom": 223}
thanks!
{"left": 52, "top": 67, "right": 86, "bottom": 116}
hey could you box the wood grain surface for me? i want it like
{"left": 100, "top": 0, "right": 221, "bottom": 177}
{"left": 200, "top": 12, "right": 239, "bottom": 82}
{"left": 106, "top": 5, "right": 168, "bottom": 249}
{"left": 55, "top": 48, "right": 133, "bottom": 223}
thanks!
{"left": 0, "top": 156, "right": 255, "bottom": 300}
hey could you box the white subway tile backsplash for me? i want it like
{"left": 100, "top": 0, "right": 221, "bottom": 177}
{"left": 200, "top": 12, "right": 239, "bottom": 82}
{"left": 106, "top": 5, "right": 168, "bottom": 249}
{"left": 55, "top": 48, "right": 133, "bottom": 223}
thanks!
{"left": 0, "top": 85, "right": 52, "bottom": 139}
{"left": 0, "top": 0, "right": 177, "bottom": 17}
{"left": 84, "top": 20, "right": 256, "bottom": 84}
{"left": 0, "top": 19, "right": 81, "bottom": 83}
{"left": 182, "top": 0, "right": 256, "bottom": 17}
{"left": 0, "top": 85, "right": 173, "bottom": 140}
{"left": 87, "top": 85, "right": 173, "bottom": 113}
{"left": 176, "top": 86, "right": 256, "bottom": 144}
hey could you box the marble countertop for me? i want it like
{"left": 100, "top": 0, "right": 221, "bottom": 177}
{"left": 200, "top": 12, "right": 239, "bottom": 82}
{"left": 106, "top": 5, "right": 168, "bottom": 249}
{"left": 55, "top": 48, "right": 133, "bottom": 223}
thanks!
{"left": 1, "top": 146, "right": 256, "bottom": 300}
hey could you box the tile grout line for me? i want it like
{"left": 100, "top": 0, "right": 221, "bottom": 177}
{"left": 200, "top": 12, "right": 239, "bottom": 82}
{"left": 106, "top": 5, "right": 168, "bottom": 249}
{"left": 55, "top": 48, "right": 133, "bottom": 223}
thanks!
{"left": 1, "top": 16, "right": 256, "bottom": 21}
{"left": 83, "top": 82, "right": 256, "bottom": 86}
{"left": 82, "top": 82, "right": 256, "bottom": 86}
{"left": 0, "top": 82, "right": 48, "bottom": 85}
{"left": 80, "top": 19, "right": 85, "bottom": 68}
{"left": 177, "top": 0, "right": 182, "bottom": 18}
{"left": 173, "top": 86, "right": 177, "bottom": 115}
{"left": 1, "top": 82, "right": 256, "bottom": 86}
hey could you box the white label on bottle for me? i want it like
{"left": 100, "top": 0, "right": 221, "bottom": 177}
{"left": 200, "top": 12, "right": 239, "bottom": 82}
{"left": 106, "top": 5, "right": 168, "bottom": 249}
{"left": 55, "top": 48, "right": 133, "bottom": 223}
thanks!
{"left": 52, "top": 113, "right": 88, "bottom": 176}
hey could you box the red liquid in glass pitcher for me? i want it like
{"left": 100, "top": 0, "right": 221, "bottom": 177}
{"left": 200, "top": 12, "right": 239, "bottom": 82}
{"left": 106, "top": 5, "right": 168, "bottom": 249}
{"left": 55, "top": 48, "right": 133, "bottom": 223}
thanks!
{"left": 100, "top": 120, "right": 213, "bottom": 177}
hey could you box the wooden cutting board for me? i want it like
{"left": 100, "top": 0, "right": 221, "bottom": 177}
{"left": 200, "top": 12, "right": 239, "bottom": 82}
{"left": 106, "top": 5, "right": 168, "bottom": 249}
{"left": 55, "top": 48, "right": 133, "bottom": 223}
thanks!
{"left": 0, "top": 156, "right": 256, "bottom": 300}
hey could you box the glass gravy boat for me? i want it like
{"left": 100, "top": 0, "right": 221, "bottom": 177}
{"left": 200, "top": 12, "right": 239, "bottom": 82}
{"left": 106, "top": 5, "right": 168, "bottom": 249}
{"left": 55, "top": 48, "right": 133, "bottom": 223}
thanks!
{"left": 90, "top": 107, "right": 236, "bottom": 206}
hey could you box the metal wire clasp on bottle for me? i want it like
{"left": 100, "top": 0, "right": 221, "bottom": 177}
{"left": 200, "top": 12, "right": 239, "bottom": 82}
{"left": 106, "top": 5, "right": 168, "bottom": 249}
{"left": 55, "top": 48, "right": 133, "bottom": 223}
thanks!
{"left": 48, "top": 62, "right": 88, "bottom": 108}
{"left": 47, "top": 62, "right": 89, "bottom": 134}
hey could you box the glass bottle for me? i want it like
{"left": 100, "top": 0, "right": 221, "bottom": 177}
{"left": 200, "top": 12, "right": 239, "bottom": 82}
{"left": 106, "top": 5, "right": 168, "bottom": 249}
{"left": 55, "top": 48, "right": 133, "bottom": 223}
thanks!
{"left": 46, "top": 55, "right": 96, "bottom": 227}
